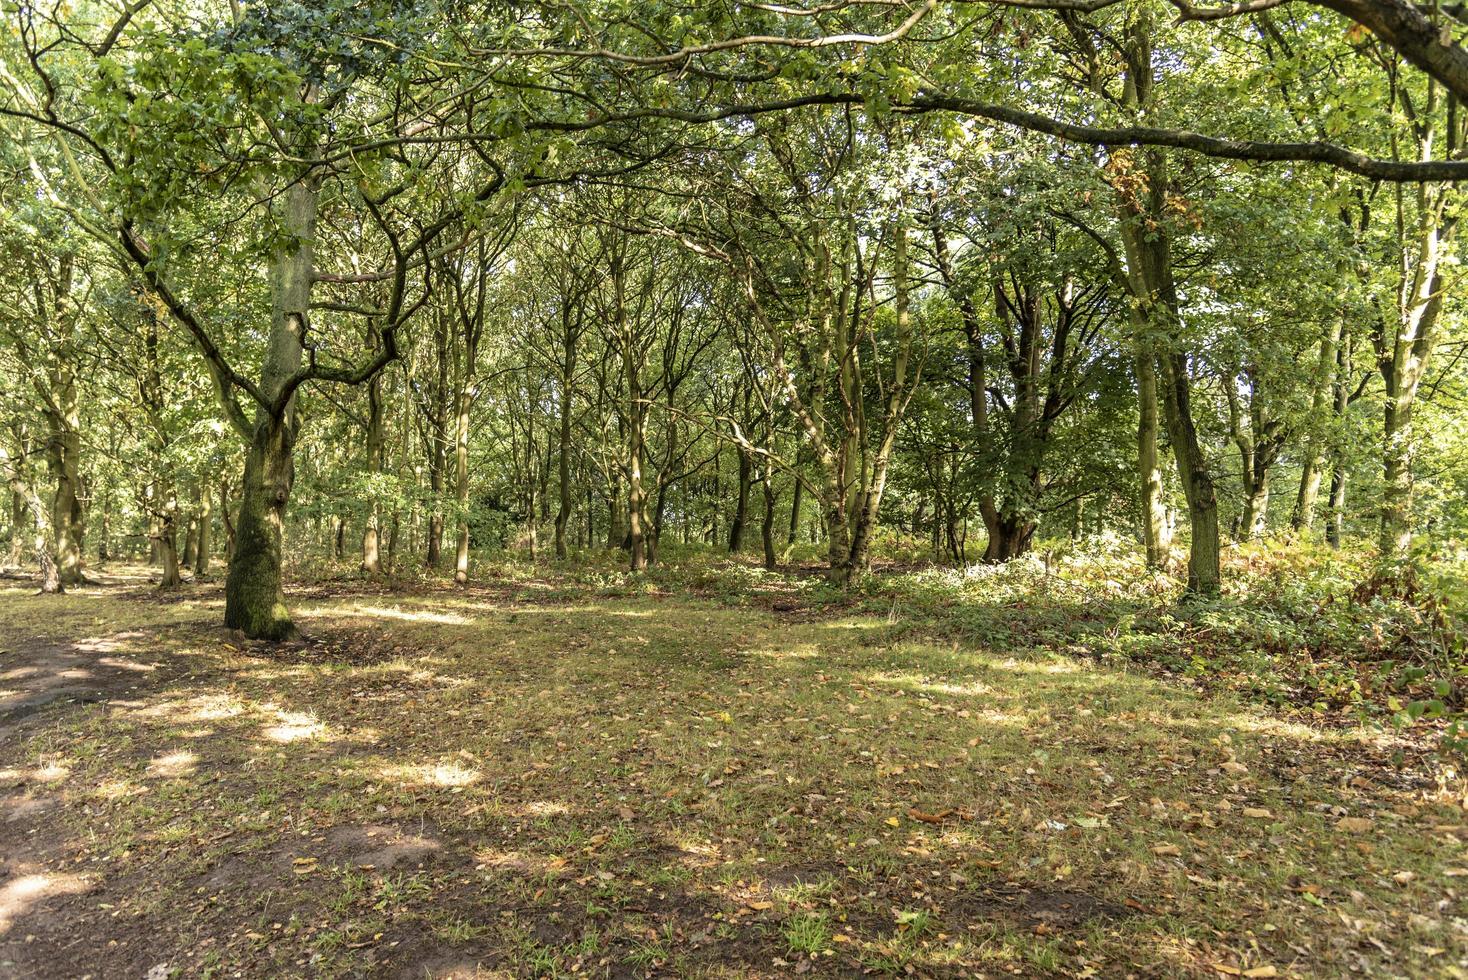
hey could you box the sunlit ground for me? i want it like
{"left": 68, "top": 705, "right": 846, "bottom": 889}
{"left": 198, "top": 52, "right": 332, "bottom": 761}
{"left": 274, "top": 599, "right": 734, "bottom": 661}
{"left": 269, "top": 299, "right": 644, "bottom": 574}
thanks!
{"left": 0, "top": 575, "right": 1464, "bottom": 978}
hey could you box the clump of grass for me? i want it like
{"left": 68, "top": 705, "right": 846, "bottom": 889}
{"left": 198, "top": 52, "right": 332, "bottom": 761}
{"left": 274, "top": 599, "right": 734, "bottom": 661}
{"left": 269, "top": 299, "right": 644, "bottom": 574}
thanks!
{"left": 782, "top": 912, "right": 831, "bottom": 954}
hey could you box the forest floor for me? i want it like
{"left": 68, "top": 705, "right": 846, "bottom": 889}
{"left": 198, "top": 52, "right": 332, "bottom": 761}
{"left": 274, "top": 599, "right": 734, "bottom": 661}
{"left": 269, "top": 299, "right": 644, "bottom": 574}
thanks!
{"left": 0, "top": 567, "right": 1464, "bottom": 979}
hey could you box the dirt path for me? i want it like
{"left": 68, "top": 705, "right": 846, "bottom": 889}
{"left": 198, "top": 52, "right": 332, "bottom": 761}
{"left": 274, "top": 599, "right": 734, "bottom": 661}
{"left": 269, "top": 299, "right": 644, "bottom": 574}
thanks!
{"left": 0, "top": 630, "right": 188, "bottom": 979}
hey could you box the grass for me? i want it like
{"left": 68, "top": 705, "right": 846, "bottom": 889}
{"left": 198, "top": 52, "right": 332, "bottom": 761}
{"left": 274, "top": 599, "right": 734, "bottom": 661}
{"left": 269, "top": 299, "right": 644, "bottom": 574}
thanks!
{"left": 0, "top": 553, "right": 1465, "bottom": 978}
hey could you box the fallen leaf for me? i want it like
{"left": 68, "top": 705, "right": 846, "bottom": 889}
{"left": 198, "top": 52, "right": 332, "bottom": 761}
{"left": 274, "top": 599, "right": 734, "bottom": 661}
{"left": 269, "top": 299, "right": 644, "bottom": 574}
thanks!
{"left": 1153, "top": 844, "right": 1182, "bottom": 857}
{"left": 1336, "top": 816, "right": 1373, "bottom": 833}
{"left": 1243, "top": 808, "right": 1272, "bottom": 819}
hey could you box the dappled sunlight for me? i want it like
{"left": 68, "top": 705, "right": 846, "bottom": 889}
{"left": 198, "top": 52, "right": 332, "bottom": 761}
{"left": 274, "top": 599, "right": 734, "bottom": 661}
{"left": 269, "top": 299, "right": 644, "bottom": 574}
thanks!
{"left": 261, "top": 708, "right": 331, "bottom": 744}
{"left": 95, "top": 656, "right": 157, "bottom": 673}
{"left": 864, "top": 671, "right": 996, "bottom": 698}
{"left": 5, "top": 574, "right": 1461, "bottom": 978}
{"left": 128, "top": 693, "right": 248, "bottom": 725}
{"left": 746, "top": 642, "right": 821, "bottom": 660}
{"left": 146, "top": 750, "right": 198, "bottom": 778}
{"left": 820, "top": 619, "right": 889, "bottom": 631}
{"left": 73, "top": 633, "right": 144, "bottom": 653}
{"left": 0, "top": 873, "right": 92, "bottom": 934}
{"left": 504, "top": 800, "right": 572, "bottom": 818}
{"left": 300, "top": 603, "right": 473, "bottom": 626}
{"left": 472, "top": 845, "right": 563, "bottom": 876}
{"left": 183, "top": 694, "right": 248, "bottom": 722}
{"left": 28, "top": 761, "right": 71, "bottom": 784}
{"left": 92, "top": 778, "right": 144, "bottom": 802}
{"left": 381, "top": 760, "right": 481, "bottom": 789}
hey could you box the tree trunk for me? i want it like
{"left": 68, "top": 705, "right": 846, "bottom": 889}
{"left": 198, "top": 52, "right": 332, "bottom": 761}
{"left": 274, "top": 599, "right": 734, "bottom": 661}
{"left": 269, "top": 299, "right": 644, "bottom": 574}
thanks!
{"left": 181, "top": 518, "right": 197, "bottom": 568}
{"left": 1326, "top": 463, "right": 1348, "bottom": 549}
{"left": 1158, "top": 352, "right": 1221, "bottom": 595}
{"left": 761, "top": 469, "right": 777, "bottom": 571}
{"left": 728, "top": 449, "right": 751, "bottom": 552}
{"left": 1240, "top": 470, "right": 1271, "bottom": 542}
{"left": 194, "top": 483, "right": 212, "bottom": 579}
{"left": 46, "top": 397, "right": 83, "bottom": 587}
{"left": 1292, "top": 311, "right": 1345, "bottom": 531}
{"left": 225, "top": 419, "right": 297, "bottom": 639}
{"left": 1135, "top": 348, "right": 1170, "bottom": 565}
{"left": 219, "top": 480, "right": 236, "bottom": 561}
{"left": 362, "top": 370, "right": 384, "bottom": 576}
{"left": 452, "top": 382, "right": 472, "bottom": 583}
{"left": 785, "top": 465, "right": 803, "bottom": 556}
{"left": 7, "top": 486, "right": 24, "bottom": 567}
{"left": 222, "top": 179, "right": 317, "bottom": 640}
{"left": 157, "top": 511, "right": 182, "bottom": 590}
{"left": 554, "top": 317, "right": 577, "bottom": 560}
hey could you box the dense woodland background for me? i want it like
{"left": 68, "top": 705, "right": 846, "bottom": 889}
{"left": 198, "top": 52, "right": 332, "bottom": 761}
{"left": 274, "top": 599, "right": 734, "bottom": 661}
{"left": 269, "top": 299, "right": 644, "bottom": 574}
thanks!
{"left": 1, "top": 0, "right": 1466, "bottom": 638}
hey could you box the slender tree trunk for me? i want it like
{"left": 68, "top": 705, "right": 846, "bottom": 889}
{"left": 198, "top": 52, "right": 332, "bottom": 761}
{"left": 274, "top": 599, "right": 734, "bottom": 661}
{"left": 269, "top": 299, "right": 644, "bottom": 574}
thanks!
{"left": 761, "top": 469, "right": 777, "bottom": 571}
{"left": 1326, "top": 464, "right": 1348, "bottom": 549}
{"left": 554, "top": 318, "right": 577, "bottom": 560}
{"left": 1293, "top": 313, "right": 1345, "bottom": 530}
{"left": 182, "top": 519, "right": 197, "bottom": 568}
{"left": 1135, "top": 348, "right": 1170, "bottom": 565}
{"left": 1158, "top": 352, "right": 1221, "bottom": 595}
{"left": 785, "top": 462, "right": 803, "bottom": 555}
{"left": 362, "top": 371, "right": 384, "bottom": 576}
{"left": 219, "top": 480, "right": 236, "bottom": 562}
{"left": 452, "top": 382, "right": 472, "bottom": 583}
{"left": 729, "top": 449, "right": 751, "bottom": 552}
{"left": 8, "top": 485, "right": 25, "bottom": 567}
{"left": 194, "top": 483, "right": 212, "bottom": 578}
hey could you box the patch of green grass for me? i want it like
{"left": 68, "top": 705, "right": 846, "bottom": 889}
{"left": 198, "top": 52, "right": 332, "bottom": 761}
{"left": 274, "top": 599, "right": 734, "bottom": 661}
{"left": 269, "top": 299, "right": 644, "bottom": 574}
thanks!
{"left": 782, "top": 912, "right": 831, "bottom": 954}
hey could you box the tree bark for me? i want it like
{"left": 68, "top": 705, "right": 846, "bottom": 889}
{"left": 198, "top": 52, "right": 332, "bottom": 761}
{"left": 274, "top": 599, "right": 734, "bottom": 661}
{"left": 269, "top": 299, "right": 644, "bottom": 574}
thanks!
{"left": 554, "top": 306, "right": 577, "bottom": 560}
{"left": 1158, "top": 352, "right": 1222, "bottom": 594}
{"left": 194, "top": 482, "right": 212, "bottom": 578}
{"left": 729, "top": 448, "right": 751, "bottom": 552}
{"left": 223, "top": 180, "right": 317, "bottom": 640}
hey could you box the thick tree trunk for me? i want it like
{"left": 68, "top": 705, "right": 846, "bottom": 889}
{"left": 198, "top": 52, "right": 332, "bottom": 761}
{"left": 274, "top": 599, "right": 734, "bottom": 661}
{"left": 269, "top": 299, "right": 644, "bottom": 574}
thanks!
{"left": 47, "top": 408, "right": 83, "bottom": 587}
{"left": 222, "top": 179, "right": 316, "bottom": 640}
{"left": 1239, "top": 470, "right": 1271, "bottom": 542}
{"left": 225, "top": 420, "right": 297, "bottom": 639}
{"left": 987, "top": 515, "right": 1038, "bottom": 562}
